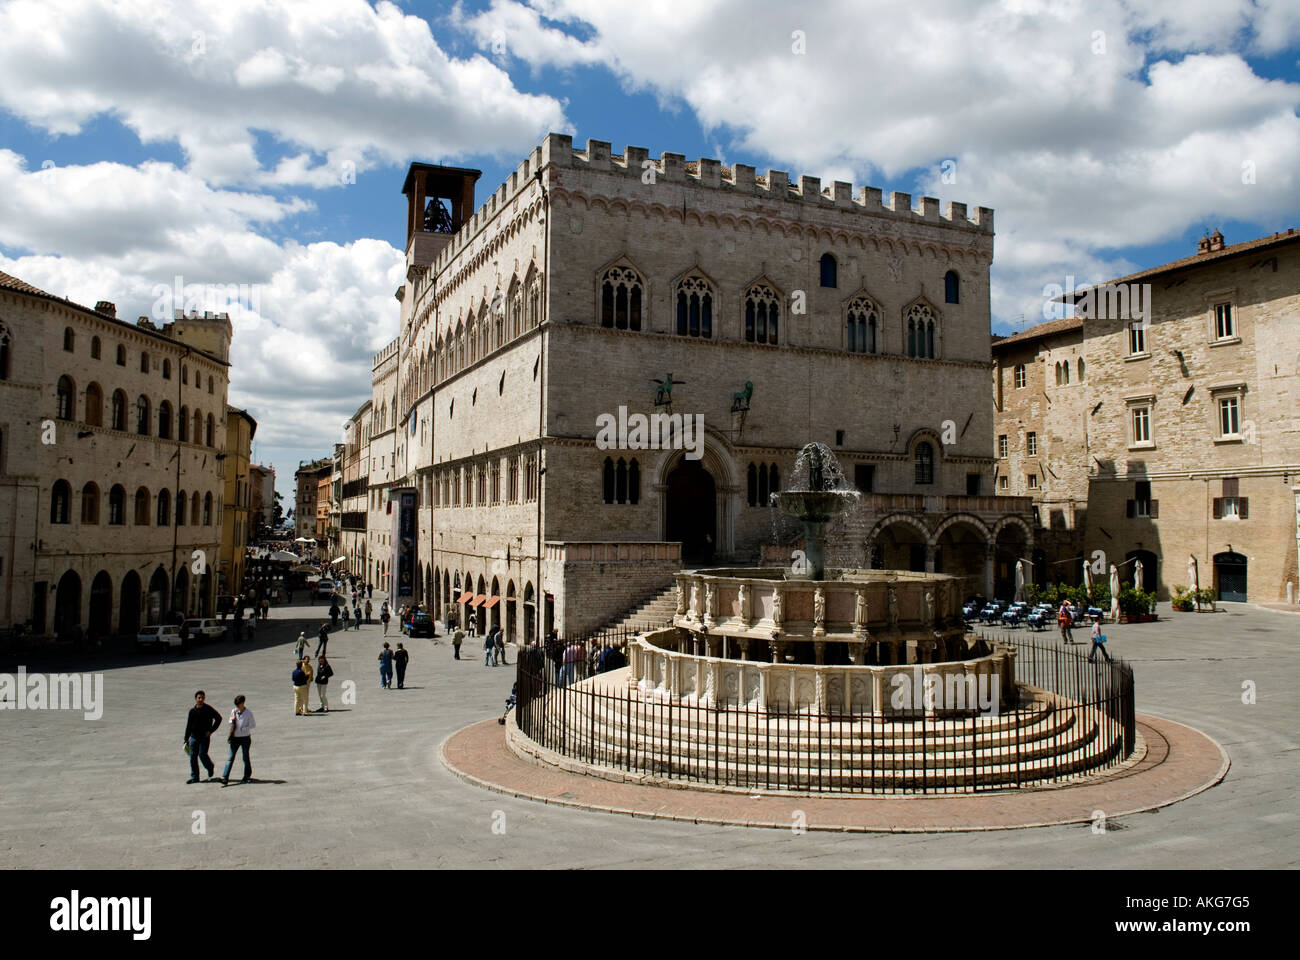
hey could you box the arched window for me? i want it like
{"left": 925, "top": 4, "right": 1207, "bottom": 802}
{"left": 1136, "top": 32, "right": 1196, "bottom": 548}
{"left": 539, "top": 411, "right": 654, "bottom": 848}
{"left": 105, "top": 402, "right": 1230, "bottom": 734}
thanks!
{"left": 615, "top": 458, "right": 628, "bottom": 504}
{"left": 182, "top": 365, "right": 188, "bottom": 385}
{"left": 108, "top": 485, "right": 126, "bottom": 525}
{"left": 84, "top": 383, "right": 103, "bottom": 426}
{"left": 176, "top": 489, "right": 186, "bottom": 526}
{"left": 63, "top": 327, "right": 75, "bottom": 352}
{"left": 158, "top": 400, "right": 172, "bottom": 439}
{"left": 600, "top": 265, "right": 643, "bottom": 331}
{"left": 156, "top": 489, "right": 171, "bottom": 526}
{"left": 207, "top": 375, "right": 214, "bottom": 394}
{"left": 769, "top": 463, "right": 779, "bottom": 498}
{"left": 914, "top": 442, "right": 935, "bottom": 485}
{"left": 1062, "top": 360, "right": 1070, "bottom": 384}
{"left": 136, "top": 395, "right": 151, "bottom": 435}
{"left": 944, "top": 270, "right": 960, "bottom": 304}
{"left": 1077, "top": 358, "right": 1085, "bottom": 381}
{"left": 758, "top": 461, "right": 770, "bottom": 505}
{"left": 134, "top": 487, "right": 151, "bottom": 525}
{"left": 846, "top": 296, "right": 879, "bottom": 354}
{"left": 1054, "top": 362, "right": 1061, "bottom": 386}
{"left": 81, "top": 482, "right": 99, "bottom": 524}
{"left": 744, "top": 282, "right": 781, "bottom": 345}
{"left": 56, "top": 376, "right": 75, "bottom": 420}
{"left": 140, "top": 351, "right": 150, "bottom": 373}
{"left": 178, "top": 405, "right": 189, "bottom": 442}
{"left": 192, "top": 409, "right": 202, "bottom": 443}
{"left": 603, "top": 457, "right": 615, "bottom": 504}
{"left": 203, "top": 492, "right": 213, "bottom": 525}
{"left": 508, "top": 279, "right": 522, "bottom": 341}
{"left": 905, "top": 302, "right": 938, "bottom": 359}
{"left": 629, "top": 458, "right": 640, "bottom": 504}
{"left": 205, "top": 413, "right": 214, "bottom": 447}
{"left": 747, "top": 462, "right": 757, "bottom": 506}
{"left": 191, "top": 492, "right": 200, "bottom": 525}
{"left": 675, "top": 275, "right": 713, "bottom": 338}
{"left": 90, "top": 336, "right": 100, "bottom": 360}
{"left": 50, "top": 480, "right": 71, "bottom": 524}
{"left": 116, "top": 344, "right": 126, "bottom": 366}
{"left": 820, "top": 253, "right": 838, "bottom": 288}
{"left": 162, "top": 358, "right": 171, "bottom": 379}
{"left": 527, "top": 276, "right": 541, "bottom": 330}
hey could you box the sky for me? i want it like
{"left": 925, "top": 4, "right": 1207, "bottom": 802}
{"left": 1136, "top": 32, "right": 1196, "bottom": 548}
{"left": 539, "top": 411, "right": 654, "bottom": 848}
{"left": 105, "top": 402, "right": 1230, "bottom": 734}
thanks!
{"left": 2, "top": 0, "right": 1297, "bottom": 501}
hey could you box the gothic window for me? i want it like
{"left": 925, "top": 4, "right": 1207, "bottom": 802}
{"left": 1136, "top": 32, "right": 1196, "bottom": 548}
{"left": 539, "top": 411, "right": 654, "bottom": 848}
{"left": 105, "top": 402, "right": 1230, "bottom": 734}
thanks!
{"left": 491, "top": 460, "right": 501, "bottom": 504}
{"left": 203, "top": 492, "right": 213, "bottom": 525}
{"left": 108, "top": 485, "right": 126, "bottom": 525}
{"left": 527, "top": 276, "right": 541, "bottom": 330}
{"left": 51, "top": 480, "right": 71, "bottom": 524}
{"left": 85, "top": 383, "right": 103, "bottom": 426}
{"left": 744, "top": 283, "right": 780, "bottom": 345}
{"left": 508, "top": 457, "right": 519, "bottom": 502}
{"left": 603, "top": 457, "right": 615, "bottom": 504}
{"left": 600, "top": 265, "right": 643, "bottom": 331}
{"left": 629, "top": 459, "right": 640, "bottom": 504}
{"left": 905, "top": 302, "right": 937, "bottom": 359}
{"left": 111, "top": 390, "right": 127, "bottom": 431}
{"left": 63, "top": 327, "right": 75, "bottom": 352}
{"left": 675, "top": 275, "right": 713, "bottom": 338}
{"left": 158, "top": 400, "right": 172, "bottom": 438}
{"left": 846, "top": 296, "right": 879, "bottom": 354}
{"left": 769, "top": 463, "right": 779, "bottom": 498}
{"left": 914, "top": 442, "right": 935, "bottom": 485}
{"left": 208, "top": 375, "right": 214, "bottom": 394}
{"left": 178, "top": 405, "right": 189, "bottom": 441}
{"left": 944, "top": 270, "right": 960, "bottom": 304}
{"left": 191, "top": 492, "right": 200, "bottom": 525}
{"left": 56, "top": 376, "right": 75, "bottom": 420}
{"left": 157, "top": 489, "right": 171, "bottom": 526}
{"left": 192, "top": 409, "right": 202, "bottom": 443}
{"left": 820, "top": 253, "right": 837, "bottom": 288}
{"left": 1062, "top": 361, "right": 1069, "bottom": 384}
{"left": 615, "top": 458, "right": 628, "bottom": 503}
{"left": 747, "top": 462, "right": 781, "bottom": 506}
{"left": 509, "top": 282, "right": 523, "bottom": 340}
{"left": 134, "top": 487, "right": 151, "bottom": 525}
{"left": 747, "top": 462, "right": 757, "bottom": 506}
{"left": 80, "top": 482, "right": 99, "bottom": 525}
{"left": 136, "top": 395, "right": 151, "bottom": 435}
{"left": 1077, "top": 358, "right": 1085, "bottom": 381}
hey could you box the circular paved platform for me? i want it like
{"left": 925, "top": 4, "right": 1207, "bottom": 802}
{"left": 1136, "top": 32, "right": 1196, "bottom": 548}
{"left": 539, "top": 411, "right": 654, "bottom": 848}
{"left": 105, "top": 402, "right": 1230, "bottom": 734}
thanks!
{"left": 440, "top": 713, "right": 1228, "bottom": 832}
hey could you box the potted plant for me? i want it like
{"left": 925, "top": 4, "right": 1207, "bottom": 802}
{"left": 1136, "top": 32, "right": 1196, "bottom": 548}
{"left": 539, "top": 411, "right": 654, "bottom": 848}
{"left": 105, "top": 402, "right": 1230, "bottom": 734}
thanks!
{"left": 1194, "top": 588, "right": 1217, "bottom": 612}
{"left": 1118, "top": 586, "right": 1158, "bottom": 623}
{"left": 1171, "top": 585, "right": 1195, "bottom": 612}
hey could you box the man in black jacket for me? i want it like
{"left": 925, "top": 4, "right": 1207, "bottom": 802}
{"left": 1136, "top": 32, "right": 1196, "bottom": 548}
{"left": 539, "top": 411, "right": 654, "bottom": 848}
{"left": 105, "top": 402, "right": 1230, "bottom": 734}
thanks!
{"left": 184, "top": 690, "right": 223, "bottom": 783}
{"left": 394, "top": 643, "right": 410, "bottom": 689}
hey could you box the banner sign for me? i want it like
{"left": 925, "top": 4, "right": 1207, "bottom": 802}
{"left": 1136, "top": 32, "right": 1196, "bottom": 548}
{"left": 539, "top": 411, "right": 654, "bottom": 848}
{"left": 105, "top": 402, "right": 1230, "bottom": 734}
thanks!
{"left": 391, "top": 486, "right": 418, "bottom": 601}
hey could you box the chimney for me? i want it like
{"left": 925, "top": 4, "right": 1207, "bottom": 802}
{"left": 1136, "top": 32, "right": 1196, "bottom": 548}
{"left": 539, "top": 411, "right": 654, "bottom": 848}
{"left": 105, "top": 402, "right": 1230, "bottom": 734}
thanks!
{"left": 1208, "top": 229, "right": 1225, "bottom": 252}
{"left": 1197, "top": 235, "right": 1210, "bottom": 254}
{"left": 94, "top": 300, "right": 116, "bottom": 318}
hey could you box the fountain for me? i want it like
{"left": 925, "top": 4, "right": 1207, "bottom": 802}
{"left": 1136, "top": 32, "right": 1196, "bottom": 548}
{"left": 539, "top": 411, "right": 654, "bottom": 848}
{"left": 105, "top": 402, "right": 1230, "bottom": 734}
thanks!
{"left": 773, "top": 442, "right": 860, "bottom": 581}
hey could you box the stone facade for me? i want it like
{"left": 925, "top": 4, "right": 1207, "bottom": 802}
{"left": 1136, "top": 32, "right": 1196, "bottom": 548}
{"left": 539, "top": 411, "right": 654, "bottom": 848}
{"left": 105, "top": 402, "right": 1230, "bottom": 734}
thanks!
{"left": 294, "top": 457, "right": 330, "bottom": 542}
{"left": 0, "top": 271, "right": 229, "bottom": 637}
{"left": 993, "top": 230, "right": 1300, "bottom": 602}
{"left": 339, "top": 399, "right": 370, "bottom": 582}
{"left": 366, "top": 339, "right": 398, "bottom": 591}
{"left": 383, "top": 134, "right": 1030, "bottom": 641}
{"left": 218, "top": 407, "right": 256, "bottom": 599}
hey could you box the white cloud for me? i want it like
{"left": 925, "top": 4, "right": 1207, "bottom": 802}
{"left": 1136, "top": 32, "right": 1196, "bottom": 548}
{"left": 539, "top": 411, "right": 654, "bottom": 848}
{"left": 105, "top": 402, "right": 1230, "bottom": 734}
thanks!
{"left": 0, "top": 0, "right": 569, "bottom": 187}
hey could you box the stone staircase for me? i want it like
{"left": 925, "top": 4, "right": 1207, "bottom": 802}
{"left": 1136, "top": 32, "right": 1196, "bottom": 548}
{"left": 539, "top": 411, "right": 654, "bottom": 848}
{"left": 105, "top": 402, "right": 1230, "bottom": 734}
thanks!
{"left": 595, "top": 585, "right": 678, "bottom": 635}
{"left": 522, "top": 673, "right": 1130, "bottom": 792}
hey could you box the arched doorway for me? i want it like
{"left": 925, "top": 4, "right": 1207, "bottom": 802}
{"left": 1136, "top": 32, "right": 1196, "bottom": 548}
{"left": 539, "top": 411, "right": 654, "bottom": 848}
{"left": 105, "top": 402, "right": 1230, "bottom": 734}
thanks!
{"left": 120, "top": 570, "right": 142, "bottom": 636}
{"left": 1126, "top": 549, "right": 1158, "bottom": 593}
{"left": 490, "top": 577, "right": 501, "bottom": 633}
{"left": 433, "top": 566, "right": 441, "bottom": 620}
{"left": 993, "top": 522, "right": 1030, "bottom": 600}
{"left": 89, "top": 571, "right": 113, "bottom": 639}
{"left": 147, "top": 567, "right": 168, "bottom": 625}
{"left": 475, "top": 575, "right": 487, "bottom": 634}
{"left": 932, "top": 517, "right": 989, "bottom": 598}
{"left": 172, "top": 567, "right": 190, "bottom": 621}
{"left": 1214, "top": 551, "right": 1247, "bottom": 602}
{"left": 506, "top": 581, "right": 516, "bottom": 645}
{"left": 198, "top": 571, "right": 212, "bottom": 617}
{"left": 54, "top": 570, "right": 82, "bottom": 642}
{"left": 523, "top": 582, "right": 535, "bottom": 643}
{"left": 666, "top": 457, "right": 717, "bottom": 564}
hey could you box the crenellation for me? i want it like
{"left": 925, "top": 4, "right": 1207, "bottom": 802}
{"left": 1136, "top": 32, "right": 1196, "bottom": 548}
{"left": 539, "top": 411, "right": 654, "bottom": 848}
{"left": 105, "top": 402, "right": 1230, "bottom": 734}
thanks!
{"left": 542, "top": 132, "right": 573, "bottom": 168}
{"left": 975, "top": 207, "right": 994, "bottom": 231}
{"left": 799, "top": 175, "right": 821, "bottom": 201}
{"left": 860, "top": 186, "right": 883, "bottom": 208}
{"left": 661, "top": 152, "right": 686, "bottom": 181}
{"left": 732, "top": 163, "right": 754, "bottom": 191}
{"left": 918, "top": 196, "right": 941, "bottom": 220}
{"left": 832, "top": 181, "right": 853, "bottom": 208}
{"left": 697, "top": 158, "right": 721, "bottom": 187}
{"left": 945, "top": 201, "right": 967, "bottom": 222}
{"left": 889, "top": 191, "right": 911, "bottom": 213}
{"left": 766, "top": 169, "right": 789, "bottom": 195}
{"left": 623, "top": 145, "right": 649, "bottom": 172}
{"left": 586, "top": 138, "right": 612, "bottom": 170}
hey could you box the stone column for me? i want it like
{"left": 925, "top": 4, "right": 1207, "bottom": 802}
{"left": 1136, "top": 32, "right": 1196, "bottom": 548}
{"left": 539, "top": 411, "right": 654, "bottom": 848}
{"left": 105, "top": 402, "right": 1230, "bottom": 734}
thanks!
{"left": 738, "top": 637, "right": 751, "bottom": 662}
{"left": 925, "top": 542, "right": 936, "bottom": 573}
{"left": 813, "top": 640, "right": 826, "bottom": 665}
{"left": 984, "top": 543, "right": 995, "bottom": 598}
{"left": 871, "top": 669, "right": 885, "bottom": 717}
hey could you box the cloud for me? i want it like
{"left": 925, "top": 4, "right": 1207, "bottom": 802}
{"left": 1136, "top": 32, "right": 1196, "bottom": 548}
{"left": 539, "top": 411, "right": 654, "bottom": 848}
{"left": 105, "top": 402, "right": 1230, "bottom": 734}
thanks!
{"left": 0, "top": 0, "right": 569, "bottom": 187}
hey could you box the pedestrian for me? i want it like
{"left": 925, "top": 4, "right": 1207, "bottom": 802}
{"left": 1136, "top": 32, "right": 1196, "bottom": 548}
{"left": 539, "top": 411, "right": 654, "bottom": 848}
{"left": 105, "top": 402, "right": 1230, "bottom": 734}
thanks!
{"left": 378, "top": 642, "right": 394, "bottom": 688}
{"left": 179, "top": 620, "right": 191, "bottom": 650}
{"left": 341, "top": 604, "right": 350, "bottom": 630}
{"left": 183, "top": 690, "right": 223, "bottom": 783}
{"left": 329, "top": 601, "right": 340, "bottom": 629}
{"left": 287, "top": 587, "right": 294, "bottom": 604}
{"left": 452, "top": 626, "right": 464, "bottom": 660}
{"left": 353, "top": 603, "right": 362, "bottom": 630}
{"left": 261, "top": 597, "right": 270, "bottom": 620}
{"left": 381, "top": 603, "right": 391, "bottom": 636}
{"left": 1087, "top": 616, "right": 1113, "bottom": 663}
{"left": 394, "top": 642, "right": 409, "bottom": 689}
{"left": 493, "top": 624, "right": 506, "bottom": 666}
{"left": 315, "top": 655, "right": 333, "bottom": 712}
{"left": 313, "top": 622, "right": 328, "bottom": 657}
{"left": 364, "top": 598, "right": 373, "bottom": 624}
{"left": 367, "top": 583, "right": 373, "bottom": 599}
{"left": 1058, "top": 601, "right": 1074, "bottom": 644}
{"left": 246, "top": 616, "right": 255, "bottom": 642}
{"left": 220, "top": 695, "right": 255, "bottom": 785}
{"left": 484, "top": 630, "right": 495, "bottom": 667}
{"left": 292, "top": 659, "right": 311, "bottom": 715}
{"left": 293, "top": 631, "right": 308, "bottom": 661}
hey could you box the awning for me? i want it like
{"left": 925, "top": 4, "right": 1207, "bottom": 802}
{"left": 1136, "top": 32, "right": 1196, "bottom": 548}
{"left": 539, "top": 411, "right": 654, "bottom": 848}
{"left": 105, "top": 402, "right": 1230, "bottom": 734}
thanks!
{"left": 294, "top": 537, "right": 316, "bottom": 544}
{"left": 331, "top": 556, "right": 347, "bottom": 564}
{"left": 469, "top": 594, "right": 487, "bottom": 607}
{"left": 457, "top": 591, "right": 474, "bottom": 604}
{"left": 483, "top": 596, "right": 501, "bottom": 609}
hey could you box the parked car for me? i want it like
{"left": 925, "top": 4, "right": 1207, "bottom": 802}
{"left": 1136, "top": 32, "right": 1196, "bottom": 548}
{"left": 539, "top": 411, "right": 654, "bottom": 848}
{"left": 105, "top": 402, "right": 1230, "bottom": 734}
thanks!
{"left": 406, "top": 611, "right": 436, "bottom": 638}
{"left": 183, "top": 618, "right": 227, "bottom": 643}
{"left": 315, "top": 579, "right": 336, "bottom": 600}
{"left": 137, "top": 624, "right": 184, "bottom": 651}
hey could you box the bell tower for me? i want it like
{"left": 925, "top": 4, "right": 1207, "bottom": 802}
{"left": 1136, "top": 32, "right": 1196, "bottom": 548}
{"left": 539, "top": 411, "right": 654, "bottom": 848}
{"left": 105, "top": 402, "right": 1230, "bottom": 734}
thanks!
{"left": 401, "top": 163, "right": 481, "bottom": 279}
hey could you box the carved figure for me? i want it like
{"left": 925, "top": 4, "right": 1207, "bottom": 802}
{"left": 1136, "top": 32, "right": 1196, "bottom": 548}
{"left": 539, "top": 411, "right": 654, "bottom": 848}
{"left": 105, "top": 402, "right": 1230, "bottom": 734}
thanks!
{"left": 887, "top": 586, "right": 900, "bottom": 631}
{"left": 813, "top": 586, "right": 826, "bottom": 626}
{"left": 771, "top": 587, "right": 784, "bottom": 626}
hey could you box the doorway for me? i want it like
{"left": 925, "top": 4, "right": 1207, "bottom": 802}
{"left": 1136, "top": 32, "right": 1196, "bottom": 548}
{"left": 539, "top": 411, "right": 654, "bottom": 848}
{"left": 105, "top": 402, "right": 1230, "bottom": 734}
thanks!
{"left": 1214, "top": 552, "right": 1247, "bottom": 602}
{"left": 666, "top": 458, "right": 717, "bottom": 564}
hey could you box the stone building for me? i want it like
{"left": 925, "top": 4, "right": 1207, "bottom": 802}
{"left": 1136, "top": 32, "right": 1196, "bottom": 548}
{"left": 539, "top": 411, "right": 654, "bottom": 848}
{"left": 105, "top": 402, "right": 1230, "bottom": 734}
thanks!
{"left": 993, "top": 229, "right": 1300, "bottom": 602}
{"left": 0, "top": 271, "right": 230, "bottom": 637}
{"left": 366, "top": 339, "right": 398, "bottom": 590}
{"left": 249, "top": 463, "right": 275, "bottom": 535}
{"left": 339, "top": 400, "right": 370, "bottom": 580}
{"left": 218, "top": 406, "right": 256, "bottom": 598}
{"left": 386, "top": 134, "right": 1032, "bottom": 640}
{"left": 294, "top": 457, "right": 330, "bottom": 542}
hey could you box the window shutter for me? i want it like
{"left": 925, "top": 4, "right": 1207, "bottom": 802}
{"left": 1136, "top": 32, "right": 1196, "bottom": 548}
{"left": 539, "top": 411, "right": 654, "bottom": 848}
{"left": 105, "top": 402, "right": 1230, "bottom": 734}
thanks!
{"left": 1212, "top": 498, "right": 1222, "bottom": 519}
{"left": 1126, "top": 499, "right": 1135, "bottom": 518}
{"left": 1222, "top": 477, "right": 1239, "bottom": 498}
{"left": 1239, "top": 498, "right": 1248, "bottom": 519}
{"left": 1148, "top": 500, "right": 1158, "bottom": 518}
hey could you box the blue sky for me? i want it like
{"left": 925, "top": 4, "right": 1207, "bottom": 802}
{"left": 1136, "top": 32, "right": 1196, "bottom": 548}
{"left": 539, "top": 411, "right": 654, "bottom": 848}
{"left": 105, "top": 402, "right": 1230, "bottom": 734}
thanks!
{"left": 1, "top": 0, "right": 1297, "bottom": 497}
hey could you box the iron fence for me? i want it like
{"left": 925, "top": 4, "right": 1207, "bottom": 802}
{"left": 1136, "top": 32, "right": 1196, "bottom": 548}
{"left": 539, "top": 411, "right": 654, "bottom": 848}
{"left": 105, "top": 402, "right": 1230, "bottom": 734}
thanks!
{"left": 514, "top": 630, "right": 1136, "bottom": 794}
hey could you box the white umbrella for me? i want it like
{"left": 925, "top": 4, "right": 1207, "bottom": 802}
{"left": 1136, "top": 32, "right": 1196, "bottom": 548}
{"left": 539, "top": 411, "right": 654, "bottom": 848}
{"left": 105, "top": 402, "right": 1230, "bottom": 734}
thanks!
{"left": 1109, "top": 564, "right": 1121, "bottom": 621}
{"left": 1133, "top": 559, "right": 1144, "bottom": 591}
{"left": 331, "top": 556, "right": 347, "bottom": 564}
{"left": 1187, "top": 555, "right": 1199, "bottom": 593}
{"left": 294, "top": 537, "right": 316, "bottom": 544}
{"left": 1083, "top": 559, "right": 1094, "bottom": 594}
{"left": 1014, "top": 560, "right": 1025, "bottom": 602}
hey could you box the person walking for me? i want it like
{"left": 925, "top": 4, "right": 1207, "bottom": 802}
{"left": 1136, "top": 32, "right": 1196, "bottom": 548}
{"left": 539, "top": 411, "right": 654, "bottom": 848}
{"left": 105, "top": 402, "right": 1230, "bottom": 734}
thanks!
{"left": 329, "top": 601, "right": 340, "bottom": 630}
{"left": 183, "top": 690, "right": 223, "bottom": 783}
{"left": 378, "top": 642, "right": 394, "bottom": 689}
{"left": 314, "top": 655, "right": 333, "bottom": 712}
{"left": 364, "top": 598, "right": 373, "bottom": 624}
{"left": 1087, "top": 616, "right": 1113, "bottom": 663}
{"left": 452, "top": 625, "right": 464, "bottom": 660}
{"left": 261, "top": 597, "right": 270, "bottom": 621}
{"left": 367, "top": 583, "right": 374, "bottom": 599}
{"left": 493, "top": 624, "right": 506, "bottom": 666}
{"left": 484, "top": 630, "right": 496, "bottom": 667}
{"left": 381, "top": 603, "right": 391, "bottom": 636}
{"left": 313, "top": 622, "right": 328, "bottom": 657}
{"left": 394, "top": 642, "right": 409, "bottom": 689}
{"left": 220, "top": 695, "right": 255, "bottom": 785}
{"left": 292, "top": 659, "right": 312, "bottom": 716}
{"left": 341, "top": 604, "right": 350, "bottom": 630}
{"left": 294, "top": 631, "right": 309, "bottom": 661}
{"left": 353, "top": 603, "right": 363, "bottom": 630}
{"left": 1057, "top": 601, "right": 1074, "bottom": 644}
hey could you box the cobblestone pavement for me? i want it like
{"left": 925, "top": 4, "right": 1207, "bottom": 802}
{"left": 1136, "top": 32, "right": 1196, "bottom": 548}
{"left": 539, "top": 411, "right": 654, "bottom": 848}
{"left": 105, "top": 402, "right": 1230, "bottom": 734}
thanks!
{"left": 0, "top": 600, "right": 1295, "bottom": 868}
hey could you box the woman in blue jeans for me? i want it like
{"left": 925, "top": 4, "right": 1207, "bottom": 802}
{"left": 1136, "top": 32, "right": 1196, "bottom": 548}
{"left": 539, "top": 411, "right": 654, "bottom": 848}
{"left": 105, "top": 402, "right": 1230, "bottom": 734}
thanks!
{"left": 378, "top": 642, "right": 394, "bottom": 688}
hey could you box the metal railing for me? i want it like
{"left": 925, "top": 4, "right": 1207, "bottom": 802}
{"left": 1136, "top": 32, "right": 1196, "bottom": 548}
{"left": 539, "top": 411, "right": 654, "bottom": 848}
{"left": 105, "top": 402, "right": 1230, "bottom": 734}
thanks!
{"left": 514, "top": 630, "right": 1136, "bottom": 794}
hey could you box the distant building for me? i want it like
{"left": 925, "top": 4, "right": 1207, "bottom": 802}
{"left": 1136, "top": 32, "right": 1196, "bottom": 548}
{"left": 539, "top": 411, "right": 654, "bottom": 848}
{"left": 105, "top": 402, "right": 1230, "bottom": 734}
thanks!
{"left": 249, "top": 463, "right": 276, "bottom": 535}
{"left": 294, "top": 457, "right": 331, "bottom": 542}
{"left": 219, "top": 407, "right": 256, "bottom": 597}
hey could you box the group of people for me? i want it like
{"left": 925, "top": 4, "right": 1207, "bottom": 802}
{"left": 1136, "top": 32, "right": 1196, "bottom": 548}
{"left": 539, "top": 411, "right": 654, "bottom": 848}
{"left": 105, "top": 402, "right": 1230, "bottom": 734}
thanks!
{"left": 182, "top": 691, "right": 256, "bottom": 786}
{"left": 1056, "top": 601, "right": 1113, "bottom": 663}
{"left": 291, "top": 655, "right": 334, "bottom": 713}
{"left": 328, "top": 598, "right": 371, "bottom": 631}
{"left": 377, "top": 641, "right": 410, "bottom": 689}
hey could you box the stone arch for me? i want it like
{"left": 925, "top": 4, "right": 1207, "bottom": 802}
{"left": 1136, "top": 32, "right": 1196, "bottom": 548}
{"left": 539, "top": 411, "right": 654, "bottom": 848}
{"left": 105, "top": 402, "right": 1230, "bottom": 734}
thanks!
{"left": 868, "top": 514, "right": 931, "bottom": 572}
{"left": 931, "top": 512, "right": 991, "bottom": 544}
{"left": 867, "top": 512, "right": 931, "bottom": 547}
{"left": 991, "top": 514, "right": 1034, "bottom": 545}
